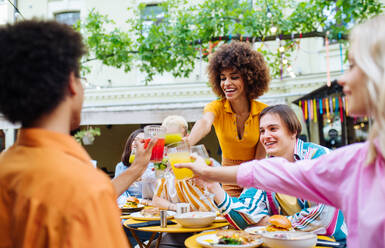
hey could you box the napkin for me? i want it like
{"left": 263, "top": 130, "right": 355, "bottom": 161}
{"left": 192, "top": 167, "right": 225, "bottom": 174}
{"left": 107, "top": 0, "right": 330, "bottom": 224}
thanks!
{"left": 127, "top": 220, "right": 174, "bottom": 228}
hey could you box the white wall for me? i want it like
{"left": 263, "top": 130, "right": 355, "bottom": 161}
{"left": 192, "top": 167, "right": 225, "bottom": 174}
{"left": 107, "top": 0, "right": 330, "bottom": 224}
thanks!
{"left": 0, "top": 0, "right": 15, "bottom": 24}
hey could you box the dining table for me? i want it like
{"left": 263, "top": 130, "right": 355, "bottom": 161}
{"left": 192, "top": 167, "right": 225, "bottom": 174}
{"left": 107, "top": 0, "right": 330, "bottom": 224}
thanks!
{"left": 184, "top": 230, "right": 340, "bottom": 248}
{"left": 123, "top": 218, "right": 229, "bottom": 248}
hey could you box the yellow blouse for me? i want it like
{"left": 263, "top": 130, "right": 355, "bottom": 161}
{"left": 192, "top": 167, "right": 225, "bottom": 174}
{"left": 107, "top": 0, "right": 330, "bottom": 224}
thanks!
{"left": 204, "top": 99, "right": 268, "bottom": 161}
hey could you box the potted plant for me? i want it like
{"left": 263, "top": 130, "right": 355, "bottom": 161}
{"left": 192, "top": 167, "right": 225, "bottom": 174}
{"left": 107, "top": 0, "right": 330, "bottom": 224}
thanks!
{"left": 74, "top": 127, "right": 101, "bottom": 145}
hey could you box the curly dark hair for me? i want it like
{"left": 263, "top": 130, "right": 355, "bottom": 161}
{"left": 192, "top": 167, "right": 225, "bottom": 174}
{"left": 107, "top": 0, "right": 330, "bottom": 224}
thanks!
{"left": 121, "top": 128, "right": 144, "bottom": 167}
{"left": 207, "top": 41, "right": 270, "bottom": 100}
{"left": 0, "top": 20, "right": 86, "bottom": 127}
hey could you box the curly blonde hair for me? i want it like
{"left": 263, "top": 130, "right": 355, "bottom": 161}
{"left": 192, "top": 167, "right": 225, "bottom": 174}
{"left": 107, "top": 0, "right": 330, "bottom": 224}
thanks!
{"left": 207, "top": 41, "right": 270, "bottom": 100}
{"left": 350, "top": 14, "right": 385, "bottom": 164}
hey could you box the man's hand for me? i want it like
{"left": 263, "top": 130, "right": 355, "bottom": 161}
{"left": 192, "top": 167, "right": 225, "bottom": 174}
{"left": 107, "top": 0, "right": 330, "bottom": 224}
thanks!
{"left": 131, "top": 138, "right": 157, "bottom": 171}
{"left": 182, "top": 136, "right": 191, "bottom": 146}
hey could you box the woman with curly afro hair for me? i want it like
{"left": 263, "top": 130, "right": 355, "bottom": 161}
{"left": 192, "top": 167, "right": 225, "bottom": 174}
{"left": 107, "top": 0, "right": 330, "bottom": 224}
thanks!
{"left": 186, "top": 41, "right": 270, "bottom": 197}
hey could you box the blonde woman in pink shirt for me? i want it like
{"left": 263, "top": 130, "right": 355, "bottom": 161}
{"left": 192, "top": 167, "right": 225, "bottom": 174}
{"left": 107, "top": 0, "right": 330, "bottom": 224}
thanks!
{"left": 176, "top": 14, "right": 385, "bottom": 248}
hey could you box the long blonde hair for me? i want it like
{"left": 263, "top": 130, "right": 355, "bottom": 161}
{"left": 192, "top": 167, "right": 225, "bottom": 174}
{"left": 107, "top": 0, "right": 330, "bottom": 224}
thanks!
{"left": 350, "top": 14, "right": 385, "bottom": 164}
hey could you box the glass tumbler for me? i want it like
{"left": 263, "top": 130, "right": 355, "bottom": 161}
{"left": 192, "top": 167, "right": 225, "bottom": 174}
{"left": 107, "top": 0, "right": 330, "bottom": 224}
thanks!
{"left": 144, "top": 125, "right": 166, "bottom": 163}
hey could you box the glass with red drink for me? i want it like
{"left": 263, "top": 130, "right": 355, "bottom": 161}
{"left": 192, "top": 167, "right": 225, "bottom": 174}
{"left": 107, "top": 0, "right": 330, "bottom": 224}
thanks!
{"left": 144, "top": 125, "right": 166, "bottom": 163}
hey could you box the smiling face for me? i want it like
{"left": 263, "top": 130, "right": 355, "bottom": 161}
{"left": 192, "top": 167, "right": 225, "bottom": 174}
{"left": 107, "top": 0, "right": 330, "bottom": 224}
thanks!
{"left": 220, "top": 68, "right": 247, "bottom": 101}
{"left": 337, "top": 50, "right": 369, "bottom": 117}
{"left": 259, "top": 113, "right": 297, "bottom": 160}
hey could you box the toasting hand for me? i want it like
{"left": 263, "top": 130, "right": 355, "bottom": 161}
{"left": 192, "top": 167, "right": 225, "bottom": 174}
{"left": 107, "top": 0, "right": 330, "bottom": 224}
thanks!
{"left": 174, "top": 153, "right": 212, "bottom": 180}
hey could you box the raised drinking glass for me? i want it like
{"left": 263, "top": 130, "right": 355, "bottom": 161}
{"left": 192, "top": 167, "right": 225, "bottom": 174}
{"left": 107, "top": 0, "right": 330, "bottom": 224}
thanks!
{"left": 167, "top": 141, "right": 193, "bottom": 179}
{"left": 144, "top": 125, "right": 166, "bottom": 163}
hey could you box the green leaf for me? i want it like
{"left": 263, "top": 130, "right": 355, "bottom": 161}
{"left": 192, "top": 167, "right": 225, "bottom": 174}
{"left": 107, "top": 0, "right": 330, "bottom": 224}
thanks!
{"left": 78, "top": 0, "right": 384, "bottom": 82}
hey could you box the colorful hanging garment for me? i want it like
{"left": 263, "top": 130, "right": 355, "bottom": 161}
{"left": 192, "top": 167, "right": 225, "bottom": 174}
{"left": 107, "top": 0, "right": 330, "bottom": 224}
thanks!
{"left": 299, "top": 100, "right": 302, "bottom": 109}
{"left": 304, "top": 100, "right": 308, "bottom": 120}
{"left": 335, "top": 97, "right": 339, "bottom": 114}
{"left": 319, "top": 99, "right": 323, "bottom": 114}
{"left": 339, "top": 96, "right": 344, "bottom": 122}
{"left": 344, "top": 96, "right": 349, "bottom": 116}
{"left": 313, "top": 99, "right": 317, "bottom": 122}
{"left": 299, "top": 101, "right": 303, "bottom": 119}
{"left": 309, "top": 99, "right": 313, "bottom": 120}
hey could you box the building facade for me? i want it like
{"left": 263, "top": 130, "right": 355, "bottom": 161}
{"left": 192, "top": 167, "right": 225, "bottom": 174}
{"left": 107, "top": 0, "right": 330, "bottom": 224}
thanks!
{"left": 0, "top": 0, "right": 348, "bottom": 171}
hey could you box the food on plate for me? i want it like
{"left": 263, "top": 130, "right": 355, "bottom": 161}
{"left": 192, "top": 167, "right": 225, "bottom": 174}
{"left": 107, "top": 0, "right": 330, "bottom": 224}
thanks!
{"left": 245, "top": 226, "right": 267, "bottom": 235}
{"left": 266, "top": 215, "right": 293, "bottom": 232}
{"left": 216, "top": 230, "right": 260, "bottom": 245}
{"left": 139, "top": 199, "right": 151, "bottom": 206}
{"left": 140, "top": 207, "right": 160, "bottom": 217}
{"left": 123, "top": 196, "right": 139, "bottom": 208}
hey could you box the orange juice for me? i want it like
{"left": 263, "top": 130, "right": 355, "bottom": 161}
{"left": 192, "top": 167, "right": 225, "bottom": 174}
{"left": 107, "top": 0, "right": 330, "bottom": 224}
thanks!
{"left": 168, "top": 151, "right": 194, "bottom": 179}
{"left": 205, "top": 158, "right": 212, "bottom": 165}
{"left": 129, "top": 154, "right": 135, "bottom": 163}
{"left": 165, "top": 133, "right": 182, "bottom": 145}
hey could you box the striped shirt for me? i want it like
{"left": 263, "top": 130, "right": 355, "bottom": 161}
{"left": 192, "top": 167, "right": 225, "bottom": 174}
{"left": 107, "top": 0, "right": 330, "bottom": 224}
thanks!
{"left": 154, "top": 172, "right": 217, "bottom": 212}
{"left": 216, "top": 139, "right": 347, "bottom": 241}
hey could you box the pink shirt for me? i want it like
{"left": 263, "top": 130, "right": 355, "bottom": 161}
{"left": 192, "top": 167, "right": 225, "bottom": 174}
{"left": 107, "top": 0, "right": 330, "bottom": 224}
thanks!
{"left": 237, "top": 141, "right": 385, "bottom": 248}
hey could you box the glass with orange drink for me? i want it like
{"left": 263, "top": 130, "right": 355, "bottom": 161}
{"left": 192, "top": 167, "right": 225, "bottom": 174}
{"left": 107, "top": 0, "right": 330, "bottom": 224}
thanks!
{"left": 191, "top": 144, "right": 212, "bottom": 166}
{"left": 129, "top": 148, "right": 136, "bottom": 164}
{"left": 167, "top": 141, "right": 194, "bottom": 180}
{"left": 165, "top": 133, "right": 183, "bottom": 146}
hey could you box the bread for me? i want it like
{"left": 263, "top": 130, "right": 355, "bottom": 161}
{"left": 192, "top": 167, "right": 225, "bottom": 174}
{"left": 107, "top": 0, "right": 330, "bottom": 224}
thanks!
{"left": 140, "top": 207, "right": 160, "bottom": 217}
{"left": 127, "top": 196, "right": 139, "bottom": 204}
{"left": 266, "top": 215, "right": 292, "bottom": 231}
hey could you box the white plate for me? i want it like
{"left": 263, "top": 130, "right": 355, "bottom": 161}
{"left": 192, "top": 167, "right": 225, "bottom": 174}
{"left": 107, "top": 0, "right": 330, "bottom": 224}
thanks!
{"left": 130, "top": 211, "right": 176, "bottom": 221}
{"left": 120, "top": 203, "right": 145, "bottom": 210}
{"left": 244, "top": 226, "right": 266, "bottom": 235}
{"left": 120, "top": 204, "right": 145, "bottom": 214}
{"left": 261, "top": 231, "right": 317, "bottom": 248}
{"left": 196, "top": 233, "right": 263, "bottom": 248}
{"left": 214, "top": 216, "right": 227, "bottom": 222}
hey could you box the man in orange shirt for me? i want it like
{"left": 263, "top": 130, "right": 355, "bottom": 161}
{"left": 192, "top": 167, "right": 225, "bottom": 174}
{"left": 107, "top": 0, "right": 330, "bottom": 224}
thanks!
{"left": 0, "top": 20, "right": 155, "bottom": 247}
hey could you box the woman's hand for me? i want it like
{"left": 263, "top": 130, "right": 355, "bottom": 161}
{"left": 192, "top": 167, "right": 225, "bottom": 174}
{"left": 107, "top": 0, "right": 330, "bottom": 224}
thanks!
{"left": 151, "top": 195, "right": 176, "bottom": 211}
{"left": 131, "top": 137, "right": 157, "bottom": 171}
{"left": 192, "top": 177, "right": 225, "bottom": 204}
{"left": 192, "top": 177, "right": 220, "bottom": 194}
{"left": 182, "top": 136, "right": 190, "bottom": 146}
